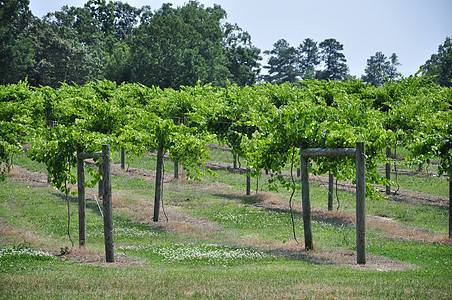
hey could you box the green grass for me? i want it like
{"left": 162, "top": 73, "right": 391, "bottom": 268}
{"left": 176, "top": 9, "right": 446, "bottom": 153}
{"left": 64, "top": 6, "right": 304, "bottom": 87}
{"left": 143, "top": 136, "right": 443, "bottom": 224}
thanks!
{"left": 12, "top": 151, "right": 47, "bottom": 173}
{"left": 0, "top": 247, "right": 450, "bottom": 299}
{"left": 111, "top": 150, "right": 159, "bottom": 171}
{"left": 386, "top": 172, "right": 449, "bottom": 198}
{"left": 206, "top": 146, "right": 236, "bottom": 165}
{"left": 0, "top": 150, "right": 451, "bottom": 299}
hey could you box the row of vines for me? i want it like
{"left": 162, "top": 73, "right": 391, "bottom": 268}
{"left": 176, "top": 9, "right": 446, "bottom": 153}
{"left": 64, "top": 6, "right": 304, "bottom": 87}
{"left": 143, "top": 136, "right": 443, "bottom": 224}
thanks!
{"left": 1, "top": 77, "right": 451, "bottom": 234}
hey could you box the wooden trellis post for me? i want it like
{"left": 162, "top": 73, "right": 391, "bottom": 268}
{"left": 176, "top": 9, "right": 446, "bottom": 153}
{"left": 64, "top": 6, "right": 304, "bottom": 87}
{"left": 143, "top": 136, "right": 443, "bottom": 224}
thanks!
{"left": 174, "top": 117, "right": 180, "bottom": 179}
{"left": 120, "top": 148, "right": 125, "bottom": 170}
{"left": 300, "top": 151, "right": 313, "bottom": 250}
{"left": 385, "top": 147, "right": 391, "bottom": 195}
{"left": 77, "top": 144, "right": 114, "bottom": 263}
{"left": 102, "top": 144, "right": 114, "bottom": 263}
{"left": 77, "top": 148, "right": 86, "bottom": 246}
{"left": 328, "top": 171, "right": 334, "bottom": 211}
{"left": 355, "top": 142, "right": 366, "bottom": 264}
{"left": 153, "top": 144, "right": 164, "bottom": 222}
{"left": 449, "top": 179, "right": 451, "bottom": 239}
{"left": 300, "top": 142, "right": 366, "bottom": 264}
{"left": 246, "top": 168, "right": 251, "bottom": 196}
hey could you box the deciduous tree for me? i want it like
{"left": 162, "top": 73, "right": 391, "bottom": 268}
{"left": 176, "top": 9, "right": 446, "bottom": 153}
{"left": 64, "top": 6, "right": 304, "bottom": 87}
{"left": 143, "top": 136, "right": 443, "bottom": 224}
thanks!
{"left": 0, "top": 0, "right": 34, "bottom": 84}
{"left": 422, "top": 37, "right": 452, "bottom": 87}
{"left": 222, "top": 23, "right": 261, "bottom": 86}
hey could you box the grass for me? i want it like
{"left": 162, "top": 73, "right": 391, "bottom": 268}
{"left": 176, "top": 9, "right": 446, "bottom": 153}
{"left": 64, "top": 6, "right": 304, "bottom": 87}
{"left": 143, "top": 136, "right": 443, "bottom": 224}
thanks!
{"left": 0, "top": 248, "right": 450, "bottom": 299}
{"left": 12, "top": 151, "right": 47, "bottom": 173}
{"left": 386, "top": 172, "right": 449, "bottom": 198}
{"left": 0, "top": 149, "right": 451, "bottom": 299}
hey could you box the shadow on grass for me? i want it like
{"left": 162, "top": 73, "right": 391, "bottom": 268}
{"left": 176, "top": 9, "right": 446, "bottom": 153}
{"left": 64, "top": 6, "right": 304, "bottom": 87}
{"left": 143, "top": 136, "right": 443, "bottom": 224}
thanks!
{"left": 264, "top": 247, "right": 337, "bottom": 266}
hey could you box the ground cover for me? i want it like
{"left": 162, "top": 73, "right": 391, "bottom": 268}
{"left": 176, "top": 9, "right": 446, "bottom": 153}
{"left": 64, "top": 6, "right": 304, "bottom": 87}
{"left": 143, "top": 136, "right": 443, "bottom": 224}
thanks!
{"left": 0, "top": 149, "right": 451, "bottom": 299}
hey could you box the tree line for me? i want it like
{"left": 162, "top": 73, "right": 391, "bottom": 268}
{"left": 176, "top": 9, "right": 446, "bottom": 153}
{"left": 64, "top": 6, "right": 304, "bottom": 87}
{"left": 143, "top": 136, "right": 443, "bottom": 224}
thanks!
{"left": 1, "top": 0, "right": 451, "bottom": 88}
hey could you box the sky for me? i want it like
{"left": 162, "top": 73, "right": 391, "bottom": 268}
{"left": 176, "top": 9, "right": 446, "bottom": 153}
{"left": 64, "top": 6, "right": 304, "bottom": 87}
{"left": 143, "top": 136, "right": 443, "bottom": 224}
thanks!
{"left": 29, "top": 0, "right": 452, "bottom": 78}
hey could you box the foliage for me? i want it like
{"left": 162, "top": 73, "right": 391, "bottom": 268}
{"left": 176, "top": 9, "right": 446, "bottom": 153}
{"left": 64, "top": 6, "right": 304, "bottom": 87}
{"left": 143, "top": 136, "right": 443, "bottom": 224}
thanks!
{"left": 422, "top": 36, "right": 452, "bottom": 87}
{"left": 1, "top": 0, "right": 262, "bottom": 89}
{"left": 316, "top": 38, "right": 349, "bottom": 81}
{"left": 222, "top": 23, "right": 262, "bottom": 86}
{"left": 297, "top": 38, "right": 320, "bottom": 80}
{"left": 263, "top": 38, "right": 350, "bottom": 83}
{"left": 362, "top": 51, "right": 400, "bottom": 86}
{"left": 1, "top": 76, "right": 451, "bottom": 195}
{"left": 0, "top": 81, "right": 40, "bottom": 180}
{"left": 0, "top": 0, "right": 35, "bottom": 85}
{"left": 263, "top": 39, "right": 301, "bottom": 84}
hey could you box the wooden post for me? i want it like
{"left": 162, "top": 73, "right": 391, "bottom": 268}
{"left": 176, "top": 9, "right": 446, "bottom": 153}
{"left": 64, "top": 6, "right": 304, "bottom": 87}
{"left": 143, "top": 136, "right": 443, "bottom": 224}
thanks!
{"left": 301, "top": 151, "right": 313, "bottom": 251}
{"left": 181, "top": 166, "right": 186, "bottom": 180}
{"left": 174, "top": 161, "right": 179, "bottom": 180}
{"left": 174, "top": 118, "right": 180, "bottom": 179}
{"left": 328, "top": 171, "right": 334, "bottom": 211}
{"left": 102, "top": 144, "right": 114, "bottom": 263}
{"left": 385, "top": 147, "right": 391, "bottom": 195}
{"left": 356, "top": 142, "right": 366, "bottom": 264}
{"left": 153, "top": 144, "right": 164, "bottom": 222}
{"left": 77, "top": 149, "right": 86, "bottom": 246}
{"left": 449, "top": 178, "right": 451, "bottom": 239}
{"left": 120, "top": 148, "right": 125, "bottom": 170}
{"left": 233, "top": 154, "right": 238, "bottom": 169}
{"left": 246, "top": 168, "right": 251, "bottom": 196}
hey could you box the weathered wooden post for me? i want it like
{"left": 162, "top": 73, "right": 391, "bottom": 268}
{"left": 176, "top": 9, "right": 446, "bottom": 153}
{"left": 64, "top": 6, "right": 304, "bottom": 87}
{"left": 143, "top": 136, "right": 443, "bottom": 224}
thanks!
{"left": 246, "top": 168, "right": 251, "bottom": 196}
{"left": 174, "top": 118, "right": 180, "bottom": 179}
{"left": 153, "top": 144, "right": 164, "bottom": 222}
{"left": 77, "top": 148, "right": 86, "bottom": 246}
{"left": 120, "top": 148, "right": 125, "bottom": 170}
{"left": 174, "top": 160, "right": 179, "bottom": 180}
{"left": 385, "top": 147, "right": 391, "bottom": 195}
{"left": 102, "top": 144, "right": 114, "bottom": 263}
{"left": 328, "top": 171, "right": 334, "bottom": 211}
{"left": 299, "top": 145, "right": 366, "bottom": 263}
{"left": 449, "top": 177, "right": 452, "bottom": 239}
{"left": 300, "top": 150, "right": 313, "bottom": 251}
{"left": 356, "top": 142, "right": 366, "bottom": 264}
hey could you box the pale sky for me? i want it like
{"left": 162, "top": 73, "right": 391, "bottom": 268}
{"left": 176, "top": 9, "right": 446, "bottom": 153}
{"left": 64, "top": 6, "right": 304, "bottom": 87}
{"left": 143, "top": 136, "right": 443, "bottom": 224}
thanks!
{"left": 29, "top": 0, "right": 452, "bottom": 78}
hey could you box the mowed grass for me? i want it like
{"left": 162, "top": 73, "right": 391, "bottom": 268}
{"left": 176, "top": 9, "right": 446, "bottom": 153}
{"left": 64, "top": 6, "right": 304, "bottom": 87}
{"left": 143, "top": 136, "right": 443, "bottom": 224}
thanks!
{"left": 0, "top": 151, "right": 451, "bottom": 299}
